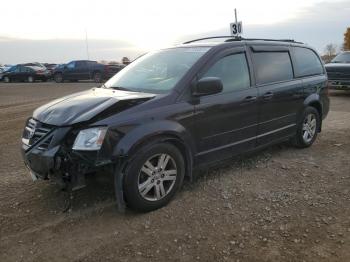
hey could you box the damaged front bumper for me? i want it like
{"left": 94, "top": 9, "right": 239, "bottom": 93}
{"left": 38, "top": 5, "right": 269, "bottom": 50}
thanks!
{"left": 21, "top": 118, "right": 116, "bottom": 190}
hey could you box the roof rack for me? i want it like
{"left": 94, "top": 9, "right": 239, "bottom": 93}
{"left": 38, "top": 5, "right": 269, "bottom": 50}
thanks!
{"left": 182, "top": 36, "right": 303, "bottom": 45}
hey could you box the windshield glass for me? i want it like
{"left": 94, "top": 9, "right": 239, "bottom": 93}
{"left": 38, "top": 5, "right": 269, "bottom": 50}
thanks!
{"left": 104, "top": 47, "right": 210, "bottom": 93}
{"left": 331, "top": 52, "right": 350, "bottom": 63}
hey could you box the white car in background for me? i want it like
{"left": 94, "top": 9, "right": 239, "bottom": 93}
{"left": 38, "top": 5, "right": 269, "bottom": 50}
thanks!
{"left": 0, "top": 65, "right": 12, "bottom": 81}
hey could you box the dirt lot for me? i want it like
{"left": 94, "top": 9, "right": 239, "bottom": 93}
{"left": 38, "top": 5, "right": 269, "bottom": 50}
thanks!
{"left": 0, "top": 82, "right": 349, "bottom": 262}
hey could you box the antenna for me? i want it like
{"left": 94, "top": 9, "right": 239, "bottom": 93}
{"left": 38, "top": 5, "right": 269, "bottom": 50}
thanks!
{"left": 85, "top": 28, "right": 90, "bottom": 60}
{"left": 234, "top": 8, "right": 238, "bottom": 34}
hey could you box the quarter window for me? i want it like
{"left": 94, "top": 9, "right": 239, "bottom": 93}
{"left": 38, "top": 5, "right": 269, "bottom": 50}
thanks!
{"left": 202, "top": 53, "right": 250, "bottom": 93}
{"left": 253, "top": 52, "right": 293, "bottom": 85}
{"left": 293, "top": 47, "right": 323, "bottom": 77}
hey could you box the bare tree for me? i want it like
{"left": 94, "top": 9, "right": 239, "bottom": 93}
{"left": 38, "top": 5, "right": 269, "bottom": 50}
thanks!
{"left": 322, "top": 43, "right": 338, "bottom": 63}
{"left": 324, "top": 43, "right": 337, "bottom": 57}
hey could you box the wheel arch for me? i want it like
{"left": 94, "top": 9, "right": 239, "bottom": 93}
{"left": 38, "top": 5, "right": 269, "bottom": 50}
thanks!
{"left": 113, "top": 121, "right": 195, "bottom": 180}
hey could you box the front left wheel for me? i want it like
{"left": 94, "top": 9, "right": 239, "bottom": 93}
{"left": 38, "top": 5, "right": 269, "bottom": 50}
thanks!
{"left": 123, "top": 142, "right": 185, "bottom": 212}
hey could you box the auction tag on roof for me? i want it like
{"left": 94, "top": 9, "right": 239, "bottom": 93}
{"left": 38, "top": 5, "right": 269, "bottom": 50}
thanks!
{"left": 230, "top": 21, "right": 243, "bottom": 36}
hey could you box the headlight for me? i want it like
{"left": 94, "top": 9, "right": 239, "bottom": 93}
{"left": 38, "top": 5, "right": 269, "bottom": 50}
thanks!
{"left": 72, "top": 127, "right": 107, "bottom": 151}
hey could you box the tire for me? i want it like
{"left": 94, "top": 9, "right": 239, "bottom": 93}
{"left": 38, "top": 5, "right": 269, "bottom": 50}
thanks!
{"left": 292, "top": 106, "right": 320, "bottom": 148}
{"left": 27, "top": 76, "right": 34, "bottom": 83}
{"left": 93, "top": 72, "right": 102, "bottom": 83}
{"left": 54, "top": 73, "right": 63, "bottom": 83}
{"left": 3, "top": 76, "right": 10, "bottom": 83}
{"left": 123, "top": 142, "right": 185, "bottom": 212}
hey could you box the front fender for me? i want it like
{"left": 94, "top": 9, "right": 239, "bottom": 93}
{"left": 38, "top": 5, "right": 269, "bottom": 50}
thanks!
{"left": 113, "top": 120, "right": 195, "bottom": 158}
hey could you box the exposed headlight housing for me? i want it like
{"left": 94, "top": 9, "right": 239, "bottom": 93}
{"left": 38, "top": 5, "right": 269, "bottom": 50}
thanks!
{"left": 72, "top": 127, "right": 107, "bottom": 151}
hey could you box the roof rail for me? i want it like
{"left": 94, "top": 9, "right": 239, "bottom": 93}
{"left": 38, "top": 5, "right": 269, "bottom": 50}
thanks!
{"left": 183, "top": 36, "right": 234, "bottom": 44}
{"left": 183, "top": 36, "right": 303, "bottom": 45}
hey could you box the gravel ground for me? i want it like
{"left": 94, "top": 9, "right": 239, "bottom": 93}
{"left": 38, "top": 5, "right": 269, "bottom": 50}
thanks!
{"left": 0, "top": 82, "right": 349, "bottom": 262}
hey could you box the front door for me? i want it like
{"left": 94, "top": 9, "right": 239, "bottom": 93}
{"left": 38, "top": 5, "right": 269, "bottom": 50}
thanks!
{"left": 63, "top": 61, "right": 77, "bottom": 80}
{"left": 194, "top": 48, "right": 259, "bottom": 163}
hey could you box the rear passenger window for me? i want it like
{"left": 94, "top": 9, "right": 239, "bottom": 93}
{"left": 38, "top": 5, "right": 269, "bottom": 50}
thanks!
{"left": 293, "top": 47, "right": 323, "bottom": 77}
{"left": 253, "top": 52, "right": 293, "bottom": 85}
{"left": 203, "top": 53, "right": 250, "bottom": 93}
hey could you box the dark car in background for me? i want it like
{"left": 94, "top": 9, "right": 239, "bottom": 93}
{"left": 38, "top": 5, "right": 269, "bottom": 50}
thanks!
{"left": 21, "top": 37, "right": 329, "bottom": 212}
{"left": 2, "top": 64, "right": 50, "bottom": 83}
{"left": 325, "top": 51, "right": 350, "bottom": 90}
{"left": 52, "top": 60, "right": 124, "bottom": 83}
{"left": 0, "top": 68, "right": 5, "bottom": 81}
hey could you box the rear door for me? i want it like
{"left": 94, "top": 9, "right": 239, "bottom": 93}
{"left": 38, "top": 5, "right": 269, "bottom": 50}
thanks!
{"left": 194, "top": 47, "right": 259, "bottom": 163}
{"left": 17, "top": 65, "right": 27, "bottom": 81}
{"left": 249, "top": 45, "right": 304, "bottom": 146}
{"left": 291, "top": 47, "right": 327, "bottom": 115}
{"left": 75, "top": 61, "right": 90, "bottom": 80}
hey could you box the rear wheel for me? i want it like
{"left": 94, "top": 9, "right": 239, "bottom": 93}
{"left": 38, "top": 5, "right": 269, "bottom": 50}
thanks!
{"left": 3, "top": 76, "right": 10, "bottom": 83}
{"left": 93, "top": 72, "right": 102, "bottom": 83}
{"left": 123, "top": 142, "right": 185, "bottom": 212}
{"left": 292, "top": 106, "right": 320, "bottom": 148}
{"left": 27, "top": 76, "right": 34, "bottom": 83}
{"left": 54, "top": 73, "right": 63, "bottom": 83}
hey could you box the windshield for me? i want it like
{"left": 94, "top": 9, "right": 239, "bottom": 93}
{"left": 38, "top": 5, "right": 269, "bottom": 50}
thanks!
{"left": 331, "top": 52, "right": 350, "bottom": 63}
{"left": 104, "top": 47, "right": 210, "bottom": 93}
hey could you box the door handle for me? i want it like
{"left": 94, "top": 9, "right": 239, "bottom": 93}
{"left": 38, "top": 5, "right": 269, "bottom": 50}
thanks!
{"left": 244, "top": 96, "right": 257, "bottom": 102}
{"left": 262, "top": 92, "right": 274, "bottom": 100}
{"left": 241, "top": 96, "right": 257, "bottom": 104}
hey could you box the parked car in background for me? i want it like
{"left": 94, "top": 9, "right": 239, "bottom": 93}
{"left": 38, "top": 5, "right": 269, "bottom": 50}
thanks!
{"left": 2, "top": 64, "right": 50, "bottom": 83}
{"left": 23, "top": 62, "right": 47, "bottom": 69}
{"left": 325, "top": 51, "right": 350, "bottom": 90}
{"left": 43, "top": 63, "right": 58, "bottom": 74}
{"left": 0, "top": 68, "right": 4, "bottom": 81}
{"left": 21, "top": 37, "right": 329, "bottom": 212}
{"left": 0, "top": 65, "right": 12, "bottom": 80}
{"left": 52, "top": 60, "right": 124, "bottom": 83}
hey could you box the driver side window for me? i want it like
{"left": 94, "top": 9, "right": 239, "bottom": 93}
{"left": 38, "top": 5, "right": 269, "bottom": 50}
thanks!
{"left": 67, "top": 62, "right": 75, "bottom": 69}
{"left": 203, "top": 53, "right": 250, "bottom": 93}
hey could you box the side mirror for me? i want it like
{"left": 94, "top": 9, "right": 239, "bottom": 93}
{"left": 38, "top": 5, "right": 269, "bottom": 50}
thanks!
{"left": 193, "top": 77, "right": 223, "bottom": 96}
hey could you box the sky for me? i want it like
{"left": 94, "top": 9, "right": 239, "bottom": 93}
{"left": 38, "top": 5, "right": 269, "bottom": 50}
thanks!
{"left": 0, "top": 0, "right": 349, "bottom": 64}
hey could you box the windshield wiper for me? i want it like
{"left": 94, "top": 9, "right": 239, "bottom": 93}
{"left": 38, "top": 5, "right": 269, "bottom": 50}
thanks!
{"left": 100, "top": 84, "right": 131, "bottom": 91}
{"left": 110, "top": 86, "right": 132, "bottom": 91}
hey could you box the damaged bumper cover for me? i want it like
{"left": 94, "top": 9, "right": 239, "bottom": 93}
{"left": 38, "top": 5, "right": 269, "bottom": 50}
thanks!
{"left": 21, "top": 118, "right": 119, "bottom": 190}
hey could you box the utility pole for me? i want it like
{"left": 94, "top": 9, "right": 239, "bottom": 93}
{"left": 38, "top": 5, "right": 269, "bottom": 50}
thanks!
{"left": 85, "top": 28, "right": 90, "bottom": 60}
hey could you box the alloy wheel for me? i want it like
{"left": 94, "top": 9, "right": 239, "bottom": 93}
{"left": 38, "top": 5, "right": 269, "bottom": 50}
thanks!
{"left": 302, "top": 113, "right": 317, "bottom": 143}
{"left": 55, "top": 74, "right": 63, "bottom": 83}
{"left": 138, "top": 153, "right": 177, "bottom": 201}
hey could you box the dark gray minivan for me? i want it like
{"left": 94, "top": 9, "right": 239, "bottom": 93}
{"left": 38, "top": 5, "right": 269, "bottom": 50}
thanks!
{"left": 21, "top": 37, "right": 329, "bottom": 211}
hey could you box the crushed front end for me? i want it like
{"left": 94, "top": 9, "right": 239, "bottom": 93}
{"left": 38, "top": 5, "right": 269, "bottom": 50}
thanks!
{"left": 21, "top": 118, "right": 118, "bottom": 191}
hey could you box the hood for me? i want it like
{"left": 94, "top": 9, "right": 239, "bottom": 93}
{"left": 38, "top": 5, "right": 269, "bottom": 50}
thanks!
{"left": 33, "top": 88, "right": 156, "bottom": 126}
{"left": 325, "top": 63, "right": 350, "bottom": 70}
